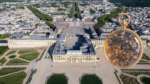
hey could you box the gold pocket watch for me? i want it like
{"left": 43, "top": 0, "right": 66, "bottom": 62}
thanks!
{"left": 104, "top": 13, "right": 143, "bottom": 68}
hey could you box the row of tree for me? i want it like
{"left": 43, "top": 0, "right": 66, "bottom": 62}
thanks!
{"left": 57, "top": 7, "right": 66, "bottom": 11}
{"left": 109, "top": 0, "right": 150, "bottom": 7}
{"left": 109, "top": 0, "right": 148, "bottom": 3}
{"left": 76, "top": 3, "right": 81, "bottom": 18}
{"left": 26, "top": 5, "right": 56, "bottom": 30}
{"left": 62, "top": 2, "right": 71, "bottom": 8}
{"left": 97, "top": 14, "right": 109, "bottom": 22}
{"left": 122, "top": 2, "right": 150, "bottom": 7}
{"left": 79, "top": 3, "right": 89, "bottom": 6}
{"left": 26, "top": 5, "right": 53, "bottom": 21}
{"left": 68, "top": 3, "right": 74, "bottom": 18}
{"left": 45, "top": 21, "right": 56, "bottom": 30}
{"left": 76, "top": 2, "right": 80, "bottom": 12}
{"left": 94, "top": 7, "right": 123, "bottom": 29}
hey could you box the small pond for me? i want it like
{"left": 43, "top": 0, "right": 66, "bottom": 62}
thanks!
{"left": 9, "top": 55, "right": 16, "bottom": 59}
{"left": 141, "top": 76, "right": 150, "bottom": 84}
{"left": 0, "top": 40, "right": 7, "bottom": 43}
{"left": 80, "top": 74, "right": 102, "bottom": 84}
{"left": 46, "top": 74, "right": 68, "bottom": 84}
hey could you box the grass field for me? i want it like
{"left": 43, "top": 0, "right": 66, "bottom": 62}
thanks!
{"left": 0, "top": 57, "right": 7, "bottom": 65}
{"left": 6, "top": 51, "right": 16, "bottom": 56}
{"left": 6, "top": 59, "right": 28, "bottom": 64}
{"left": 18, "top": 50, "right": 36, "bottom": 54}
{"left": 0, "top": 68, "right": 26, "bottom": 76}
{"left": 141, "top": 53, "right": 150, "bottom": 61}
{"left": 19, "top": 52, "right": 39, "bottom": 61}
{"left": 120, "top": 74, "right": 139, "bottom": 84}
{"left": 0, "top": 47, "right": 8, "bottom": 56}
{"left": 0, "top": 72, "right": 26, "bottom": 84}
{"left": 80, "top": 74, "right": 102, "bottom": 84}
{"left": 47, "top": 74, "right": 67, "bottom": 84}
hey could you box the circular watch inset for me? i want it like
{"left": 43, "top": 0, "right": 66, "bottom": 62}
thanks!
{"left": 104, "top": 13, "right": 143, "bottom": 68}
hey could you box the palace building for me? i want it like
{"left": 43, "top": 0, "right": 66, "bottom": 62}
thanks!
{"left": 6, "top": 25, "right": 146, "bottom": 63}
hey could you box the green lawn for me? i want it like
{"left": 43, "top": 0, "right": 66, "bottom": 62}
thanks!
{"left": 6, "top": 51, "right": 16, "bottom": 56}
{"left": 24, "top": 32, "right": 30, "bottom": 35}
{"left": 0, "top": 47, "right": 8, "bottom": 56}
{"left": 0, "top": 68, "right": 26, "bottom": 76}
{"left": 19, "top": 52, "right": 39, "bottom": 61}
{"left": 120, "top": 74, "right": 139, "bottom": 84}
{"left": 47, "top": 74, "right": 67, "bottom": 84}
{"left": 0, "top": 34, "right": 13, "bottom": 39}
{"left": 6, "top": 59, "right": 28, "bottom": 65}
{"left": 0, "top": 72, "right": 26, "bottom": 84}
{"left": 80, "top": 74, "right": 102, "bottom": 84}
{"left": 141, "top": 53, "right": 150, "bottom": 61}
{"left": 18, "top": 50, "right": 36, "bottom": 54}
{"left": 0, "top": 57, "right": 7, "bottom": 65}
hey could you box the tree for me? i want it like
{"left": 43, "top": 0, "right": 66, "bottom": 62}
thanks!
{"left": 42, "top": 14, "right": 53, "bottom": 21}
{"left": 35, "top": 23, "right": 38, "bottom": 27}
{"left": 26, "top": 5, "right": 53, "bottom": 21}
{"left": 68, "top": 3, "right": 74, "bottom": 18}
{"left": 77, "top": 12, "right": 81, "bottom": 18}
{"left": 129, "top": 25, "right": 133, "bottom": 30}
{"left": 90, "top": 9, "right": 96, "bottom": 14}
{"left": 94, "top": 7, "right": 123, "bottom": 29}
{"left": 24, "top": 31, "right": 30, "bottom": 35}
{"left": 106, "top": 15, "right": 112, "bottom": 21}
{"left": 45, "top": 21, "right": 56, "bottom": 30}
{"left": 76, "top": 3, "right": 80, "bottom": 12}
{"left": 97, "top": 14, "right": 109, "bottom": 21}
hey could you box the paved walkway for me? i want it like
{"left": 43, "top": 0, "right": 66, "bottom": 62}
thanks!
{"left": 121, "top": 72, "right": 137, "bottom": 78}
{"left": 129, "top": 65, "right": 150, "bottom": 69}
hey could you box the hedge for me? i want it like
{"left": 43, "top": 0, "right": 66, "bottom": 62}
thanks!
{"left": 94, "top": 7, "right": 123, "bottom": 29}
{"left": 26, "top": 5, "right": 53, "bottom": 21}
{"left": 26, "top": 70, "right": 35, "bottom": 84}
{"left": 76, "top": 3, "right": 81, "bottom": 18}
{"left": 45, "top": 21, "right": 56, "bottom": 30}
{"left": 114, "top": 71, "right": 121, "bottom": 84}
{"left": 36, "top": 49, "right": 46, "bottom": 62}
{"left": 68, "top": 3, "right": 74, "bottom": 18}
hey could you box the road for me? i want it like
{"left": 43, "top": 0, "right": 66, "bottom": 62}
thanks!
{"left": 73, "top": 3, "right": 77, "bottom": 22}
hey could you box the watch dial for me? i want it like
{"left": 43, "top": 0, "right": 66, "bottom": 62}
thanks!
{"left": 105, "top": 29, "right": 142, "bottom": 68}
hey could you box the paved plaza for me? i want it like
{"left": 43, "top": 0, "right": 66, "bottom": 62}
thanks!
{"left": 66, "top": 37, "right": 84, "bottom": 50}
{"left": 30, "top": 47, "right": 119, "bottom": 84}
